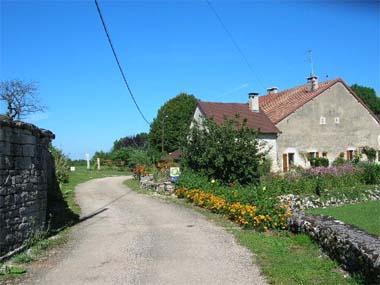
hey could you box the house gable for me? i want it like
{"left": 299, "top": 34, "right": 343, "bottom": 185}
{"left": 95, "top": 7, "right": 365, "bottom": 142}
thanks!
{"left": 275, "top": 81, "right": 380, "bottom": 167}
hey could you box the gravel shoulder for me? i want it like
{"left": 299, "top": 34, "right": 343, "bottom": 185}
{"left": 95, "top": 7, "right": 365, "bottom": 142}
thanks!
{"left": 26, "top": 176, "right": 267, "bottom": 285}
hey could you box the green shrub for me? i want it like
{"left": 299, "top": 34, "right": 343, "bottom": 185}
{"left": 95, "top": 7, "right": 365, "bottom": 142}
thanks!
{"left": 359, "top": 162, "right": 380, "bottom": 184}
{"left": 332, "top": 152, "right": 346, "bottom": 166}
{"left": 110, "top": 148, "right": 129, "bottom": 167}
{"left": 49, "top": 146, "right": 69, "bottom": 184}
{"left": 309, "top": 157, "right": 329, "bottom": 167}
{"left": 362, "top": 146, "right": 377, "bottom": 162}
{"left": 183, "top": 117, "right": 264, "bottom": 185}
{"left": 127, "top": 148, "right": 152, "bottom": 169}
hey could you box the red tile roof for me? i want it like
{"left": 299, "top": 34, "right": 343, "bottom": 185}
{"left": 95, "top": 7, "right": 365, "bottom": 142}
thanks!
{"left": 258, "top": 78, "right": 340, "bottom": 123}
{"left": 258, "top": 77, "right": 380, "bottom": 124}
{"left": 197, "top": 101, "right": 280, "bottom": 134}
{"left": 198, "top": 78, "right": 380, "bottom": 132}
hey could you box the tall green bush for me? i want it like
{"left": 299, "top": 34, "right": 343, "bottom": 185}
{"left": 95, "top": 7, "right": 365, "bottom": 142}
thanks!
{"left": 49, "top": 146, "right": 69, "bottom": 184}
{"left": 359, "top": 162, "right": 380, "bottom": 184}
{"left": 183, "top": 117, "right": 264, "bottom": 185}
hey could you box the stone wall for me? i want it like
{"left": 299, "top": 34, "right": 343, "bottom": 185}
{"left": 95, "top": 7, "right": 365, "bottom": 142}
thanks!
{"left": 289, "top": 213, "right": 380, "bottom": 283}
{"left": 0, "top": 118, "right": 55, "bottom": 258}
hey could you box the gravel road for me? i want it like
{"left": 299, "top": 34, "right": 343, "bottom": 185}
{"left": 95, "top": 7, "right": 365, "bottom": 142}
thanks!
{"left": 29, "top": 176, "right": 266, "bottom": 285}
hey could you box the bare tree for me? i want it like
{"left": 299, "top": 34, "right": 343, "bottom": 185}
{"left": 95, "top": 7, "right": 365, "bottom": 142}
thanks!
{"left": 0, "top": 80, "right": 45, "bottom": 120}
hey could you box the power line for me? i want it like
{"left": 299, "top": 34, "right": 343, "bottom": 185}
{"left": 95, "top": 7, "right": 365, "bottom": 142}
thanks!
{"left": 94, "top": 0, "right": 151, "bottom": 125}
{"left": 205, "top": 0, "right": 266, "bottom": 90}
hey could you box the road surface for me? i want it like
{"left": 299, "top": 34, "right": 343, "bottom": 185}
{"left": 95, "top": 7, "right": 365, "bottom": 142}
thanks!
{"left": 29, "top": 176, "right": 266, "bottom": 285}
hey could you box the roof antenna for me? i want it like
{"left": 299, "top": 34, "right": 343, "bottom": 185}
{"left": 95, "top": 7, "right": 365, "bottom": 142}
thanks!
{"left": 307, "top": 49, "right": 315, "bottom": 76}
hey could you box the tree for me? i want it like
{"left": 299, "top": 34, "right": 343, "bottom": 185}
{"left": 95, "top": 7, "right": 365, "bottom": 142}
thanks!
{"left": 112, "top": 133, "right": 148, "bottom": 151}
{"left": 183, "top": 117, "right": 265, "bottom": 185}
{"left": 149, "top": 93, "right": 197, "bottom": 153}
{"left": 351, "top": 84, "right": 380, "bottom": 115}
{"left": 0, "top": 80, "right": 45, "bottom": 120}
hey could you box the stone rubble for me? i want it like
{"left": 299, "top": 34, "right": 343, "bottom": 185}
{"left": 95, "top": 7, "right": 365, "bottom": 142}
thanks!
{"left": 279, "top": 187, "right": 380, "bottom": 212}
{"left": 139, "top": 175, "right": 175, "bottom": 194}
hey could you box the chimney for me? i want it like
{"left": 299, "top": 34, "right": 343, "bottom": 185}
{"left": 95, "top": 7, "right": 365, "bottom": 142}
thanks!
{"left": 267, "top": 87, "right": 279, "bottom": 95}
{"left": 248, "top": 92, "right": 259, "bottom": 112}
{"left": 307, "top": 75, "right": 319, "bottom": 91}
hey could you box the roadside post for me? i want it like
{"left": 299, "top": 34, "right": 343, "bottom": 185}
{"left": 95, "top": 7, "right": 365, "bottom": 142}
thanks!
{"left": 86, "top": 153, "right": 90, "bottom": 170}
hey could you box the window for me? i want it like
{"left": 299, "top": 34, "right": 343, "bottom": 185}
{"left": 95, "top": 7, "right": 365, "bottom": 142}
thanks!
{"left": 322, "top": 152, "right": 328, "bottom": 158}
{"left": 308, "top": 152, "right": 319, "bottom": 160}
{"left": 347, "top": 150, "right": 354, "bottom": 161}
{"left": 335, "top": 117, "right": 340, "bottom": 124}
{"left": 320, "top": 116, "right": 326, "bottom": 125}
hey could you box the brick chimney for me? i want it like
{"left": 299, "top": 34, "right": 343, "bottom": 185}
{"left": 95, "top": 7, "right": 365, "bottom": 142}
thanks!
{"left": 248, "top": 92, "right": 259, "bottom": 112}
{"left": 267, "top": 87, "right": 278, "bottom": 95}
{"left": 307, "top": 75, "right": 319, "bottom": 91}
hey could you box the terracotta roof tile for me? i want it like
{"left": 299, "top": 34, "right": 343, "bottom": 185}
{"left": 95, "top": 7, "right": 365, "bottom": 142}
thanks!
{"left": 198, "top": 78, "right": 379, "bottom": 132}
{"left": 197, "top": 101, "right": 280, "bottom": 134}
{"left": 259, "top": 78, "right": 340, "bottom": 123}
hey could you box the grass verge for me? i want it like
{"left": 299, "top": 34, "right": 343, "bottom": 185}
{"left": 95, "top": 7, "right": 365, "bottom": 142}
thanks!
{"left": 308, "top": 200, "right": 380, "bottom": 236}
{"left": 124, "top": 178, "right": 363, "bottom": 285}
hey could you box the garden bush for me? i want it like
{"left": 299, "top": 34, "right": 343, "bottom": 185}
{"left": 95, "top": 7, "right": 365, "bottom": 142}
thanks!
{"left": 49, "top": 146, "right": 69, "bottom": 185}
{"left": 183, "top": 117, "right": 265, "bottom": 185}
{"left": 309, "top": 157, "right": 329, "bottom": 167}
{"left": 358, "top": 162, "right": 380, "bottom": 185}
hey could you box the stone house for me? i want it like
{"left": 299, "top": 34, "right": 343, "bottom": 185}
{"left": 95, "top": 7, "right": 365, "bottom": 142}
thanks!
{"left": 192, "top": 76, "right": 380, "bottom": 172}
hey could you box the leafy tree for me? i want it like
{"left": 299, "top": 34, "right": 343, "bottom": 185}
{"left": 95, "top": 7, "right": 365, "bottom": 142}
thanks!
{"left": 112, "top": 133, "right": 148, "bottom": 151}
{"left": 0, "top": 80, "right": 45, "bottom": 120}
{"left": 149, "top": 93, "right": 197, "bottom": 153}
{"left": 351, "top": 84, "right": 380, "bottom": 115}
{"left": 183, "top": 117, "right": 265, "bottom": 185}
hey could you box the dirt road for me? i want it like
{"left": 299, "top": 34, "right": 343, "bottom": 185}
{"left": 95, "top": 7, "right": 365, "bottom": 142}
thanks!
{"left": 29, "top": 176, "right": 266, "bottom": 285}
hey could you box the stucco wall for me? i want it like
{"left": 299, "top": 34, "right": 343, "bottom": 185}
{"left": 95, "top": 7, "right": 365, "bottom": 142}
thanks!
{"left": 258, "top": 134, "right": 278, "bottom": 172}
{"left": 275, "top": 82, "right": 380, "bottom": 169}
{"left": 0, "top": 118, "right": 55, "bottom": 258}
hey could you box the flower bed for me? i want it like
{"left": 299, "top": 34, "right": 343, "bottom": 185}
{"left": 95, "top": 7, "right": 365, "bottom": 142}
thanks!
{"left": 175, "top": 188, "right": 292, "bottom": 231}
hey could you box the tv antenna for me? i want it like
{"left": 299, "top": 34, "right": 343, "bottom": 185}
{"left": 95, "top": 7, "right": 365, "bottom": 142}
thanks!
{"left": 307, "top": 49, "right": 315, "bottom": 76}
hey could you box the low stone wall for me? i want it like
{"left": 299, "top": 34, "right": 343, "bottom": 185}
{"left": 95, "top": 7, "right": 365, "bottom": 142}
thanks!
{"left": 289, "top": 214, "right": 380, "bottom": 283}
{"left": 139, "top": 175, "right": 175, "bottom": 194}
{"left": 279, "top": 187, "right": 380, "bottom": 212}
{"left": 0, "top": 118, "right": 55, "bottom": 258}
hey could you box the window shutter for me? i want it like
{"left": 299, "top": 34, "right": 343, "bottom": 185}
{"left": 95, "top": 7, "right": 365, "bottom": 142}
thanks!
{"left": 283, "top": 154, "right": 288, "bottom": 172}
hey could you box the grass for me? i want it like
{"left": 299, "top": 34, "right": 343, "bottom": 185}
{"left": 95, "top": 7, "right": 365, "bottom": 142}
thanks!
{"left": 308, "top": 200, "right": 380, "bottom": 236}
{"left": 125, "top": 178, "right": 362, "bottom": 285}
{"left": 1, "top": 166, "right": 129, "bottom": 281}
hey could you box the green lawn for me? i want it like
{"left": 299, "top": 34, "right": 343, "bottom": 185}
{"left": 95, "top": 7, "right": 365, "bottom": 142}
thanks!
{"left": 125, "top": 178, "right": 362, "bottom": 285}
{"left": 308, "top": 200, "right": 380, "bottom": 236}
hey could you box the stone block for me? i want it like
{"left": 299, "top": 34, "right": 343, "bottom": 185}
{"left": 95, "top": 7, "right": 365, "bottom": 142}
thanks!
{"left": 15, "top": 157, "right": 32, "bottom": 170}
{"left": 0, "top": 142, "right": 11, "bottom": 156}
{"left": 22, "top": 145, "right": 35, "bottom": 157}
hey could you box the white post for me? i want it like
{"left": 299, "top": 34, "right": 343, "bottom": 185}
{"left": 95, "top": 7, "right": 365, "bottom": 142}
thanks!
{"left": 85, "top": 153, "right": 90, "bottom": 170}
{"left": 97, "top": 157, "right": 100, "bottom": 170}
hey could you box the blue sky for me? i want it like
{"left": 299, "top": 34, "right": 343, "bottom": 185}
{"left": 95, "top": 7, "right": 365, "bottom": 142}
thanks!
{"left": 1, "top": 0, "right": 379, "bottom": 159}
